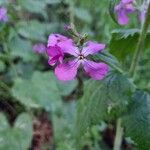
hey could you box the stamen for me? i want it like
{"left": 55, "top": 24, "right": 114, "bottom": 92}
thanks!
{"left": 78, "top": 54, "right": 85, "bottom": 60}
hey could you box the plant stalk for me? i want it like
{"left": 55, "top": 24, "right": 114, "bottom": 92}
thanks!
{"left": 113, "top": 118, "right": 123, "bottom": 150}
{"left": 129, "top": 2, "right": 150, "bottom": 77}
{"left": 113, "top": 3, "right": 150, "bottom": 150}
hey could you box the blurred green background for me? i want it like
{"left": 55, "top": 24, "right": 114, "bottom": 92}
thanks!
{"left": 0, "top": 0, "right": 149, "bottom": 150}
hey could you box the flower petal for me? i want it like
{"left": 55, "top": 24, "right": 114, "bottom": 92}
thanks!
{"left": 47, "top": 45, "right": 63, "bottom": 57}
{"left": 55, "top": 59, "right": 80, "bottom": 81}
{"left": 83, "top": 60, "right": 109, "bottom": 80}
{"left": 47, "top": 46, "right": 64, "bottom": 66}
{"left": 125, "top": 4, "right": 135, "bottom": 12}
{"left": 117, "top": 9, "right": 129, "bottom": 25}
{"left": 58, "top": 41, "right": 79, "bottom": 56}
{"left": 47, "top": 34, "right": 69, "bottom": 47}
{"left": 47, "top": 33, "right": 79, "bottom": 56}
{"left": 0, "top": 7, "right": 8, "bottom": 22}
{"left": 82, "top": 41, "right": 105, "bottom": 56}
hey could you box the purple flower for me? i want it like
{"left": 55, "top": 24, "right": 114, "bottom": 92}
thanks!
{"left": 33, "top": 43, "right": 46, "bottom": 54}
{"left": 47, "top": 34, "right": 74, "bottom": 66}
{"left": 48, "top": 35, "right": 108, "bottom": 81}
{"left": 0, "top": 7, "right": 8, "bottom": 22}
{"left": 115, "top": 0, "right": 135, "bottom": 25}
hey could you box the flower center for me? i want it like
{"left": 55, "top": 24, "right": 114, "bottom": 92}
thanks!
{"left": 78, "top": 54, "right": 85, "bottom": 60}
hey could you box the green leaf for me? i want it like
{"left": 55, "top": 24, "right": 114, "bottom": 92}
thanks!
{"left": 56, "top": 80, "right": 77, "bottom": 96}
{"left": 8, "top": 35, "right": 37, "bottom": 62}
{"left": 91, "top": 50, "right": 123, "bottom": 73}
{"left": 76, "top": 71, "right": 134, "bottom": 147}
{"left": 123, "top": 90, "right": 150, "bottom": 150}
{"left": 18, "top": 0, "right": 46, "bottom": 15}
{"left": 0, "top": 60, "right": 6, "bottom": 72}
{"left": 74, "top": 7, "right": 92, "bottom": 23}
{"left": 44, "top": 0, "right": 61, "bottom": 4}
{"left": 0, "top": 0, "right": 9, "bottom": 5}
{"left": 92, "top": 50, "right": 119, "bottom": 66}
{"left": 0, "top": 114, "right": 9, "bottom": 131}
{"left": 12, "top": 71, "right": 77, "bottom": 112}
{"left": 16, "top": 20, "right": 46, "bottom": 42}
{"left": 52, "top": 101, "right": 76, "bottom": 150}
{"left": 16, "top": 20, "right": 59, "bottom": 42}
{"left": 0, "top": 113, "right": 32, "bottom": 150}
{"left": 109, "top": 29, "right": 150, "bottom": 62}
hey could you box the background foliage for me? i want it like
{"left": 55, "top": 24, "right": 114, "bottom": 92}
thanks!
{"left": 0, "top": 0, "right": 150, "bottom": 150}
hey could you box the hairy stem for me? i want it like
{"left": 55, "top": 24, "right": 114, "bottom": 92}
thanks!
{"left": 129, "top": 2, "right": 150, "bottom": 77}
{"left": 113, "top": 118, "right": 123, "bottom": 150}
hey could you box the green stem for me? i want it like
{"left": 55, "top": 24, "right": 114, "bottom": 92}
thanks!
{"left": 129, "top": 2, "right": 150, "bottom": 77}
{"left": 113, "top": 118, "right": 123, "bottom": 150}
{"left": 113, "top": 3, "right": 150, "bottom": 150}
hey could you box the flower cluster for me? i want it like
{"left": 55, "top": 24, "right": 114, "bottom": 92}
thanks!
{"left": 0, "top": 7, "right": 8, "bottom": 22}
{"left": 115, "top": 0, "right": 135, "bottom": 25}
{"left": 46, "top": 34, "right": 109, "bottom": 81}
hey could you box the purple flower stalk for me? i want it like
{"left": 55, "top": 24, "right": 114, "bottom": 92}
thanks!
{"left": 0, "top": 7, "right": 8, "bottom": 22}
{"left": 47, "top": 34, "right": 109, "bottom": 81}
{"left": 33, "top": 43, "right": 46, "bottom": 54}
{"left": 115, "top": 0, "right": 135, "bottom": 25}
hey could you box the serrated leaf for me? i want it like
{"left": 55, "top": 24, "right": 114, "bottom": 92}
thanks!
{"left": 0, "top": 113, "right": 32, "bottom": 150}
{"left": 76, "top": 71, "right": 134, "bottom": 148}
{"left": 109, "top": 29, "right": 150, "bottom": 62}
{"left": 123, "top": 90, "right": 150, "bottom": 150}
